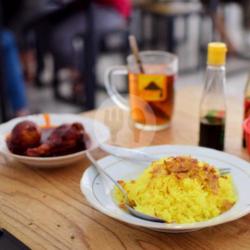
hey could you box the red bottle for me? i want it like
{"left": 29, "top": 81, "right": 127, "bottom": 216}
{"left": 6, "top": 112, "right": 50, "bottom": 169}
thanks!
{"left": 243, "top": 73, "right": 250, "bottom": 147}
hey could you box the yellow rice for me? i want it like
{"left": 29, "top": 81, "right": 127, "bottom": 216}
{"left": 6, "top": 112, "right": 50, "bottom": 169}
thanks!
{"left": 114, "top": 156, "right": 237, "bottom": 224}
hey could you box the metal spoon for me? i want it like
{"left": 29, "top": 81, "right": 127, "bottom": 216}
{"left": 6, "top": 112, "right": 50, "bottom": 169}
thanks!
{"left": 86, "top": 151, "right": 165, "bottom": 223}
{"left": 99, "top": 143, "right": 158, "bottom": 162}
{"left": 99, "top": 144, "right": 231, "bottom": 175}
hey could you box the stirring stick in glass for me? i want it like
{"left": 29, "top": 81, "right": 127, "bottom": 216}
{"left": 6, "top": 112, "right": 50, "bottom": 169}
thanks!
{"left": 128, "top": 35, "right": 168, "bottom": 120}
{"left": 128, "top": 35, "right": 145, "bottom": 74}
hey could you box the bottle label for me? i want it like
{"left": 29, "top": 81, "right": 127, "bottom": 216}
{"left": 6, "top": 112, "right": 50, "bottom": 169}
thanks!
{"left": 206, "top": 110, "right": 225, "bottom": 123}
{"left": 138, "top": 74, "right": 167, "bottom": 101}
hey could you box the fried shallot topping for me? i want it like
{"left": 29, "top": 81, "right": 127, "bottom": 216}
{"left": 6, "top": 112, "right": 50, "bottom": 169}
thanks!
{"left": 150, "top": 156, "right": 220, "bottom": 193}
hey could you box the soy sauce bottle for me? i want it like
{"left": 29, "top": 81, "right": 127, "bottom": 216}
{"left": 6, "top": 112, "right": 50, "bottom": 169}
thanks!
{"left": 199, "top": 42, "right": 227, "bottom": 151}
{"left": 243, "top": 73, "right": 250, "bottom": 147}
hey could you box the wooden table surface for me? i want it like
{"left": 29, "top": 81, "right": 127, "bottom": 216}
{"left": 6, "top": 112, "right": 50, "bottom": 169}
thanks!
{"left": 0, "top": 85, "right": 250, "bottom": 250}
{"left": 136, "top": 1, "right": 202, "bottom": 16}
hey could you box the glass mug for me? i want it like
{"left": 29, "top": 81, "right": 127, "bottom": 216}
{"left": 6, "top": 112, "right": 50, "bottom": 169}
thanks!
{"left": 105, "top": 51, "right": 178, "bottom": 131}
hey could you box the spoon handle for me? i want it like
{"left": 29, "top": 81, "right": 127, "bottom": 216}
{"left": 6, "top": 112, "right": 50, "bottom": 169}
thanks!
{"left": 86, "top": 152, "right": 127, "bottom": 198}
{"left": 99, "top": 144, "right": 159, "bottom": 162}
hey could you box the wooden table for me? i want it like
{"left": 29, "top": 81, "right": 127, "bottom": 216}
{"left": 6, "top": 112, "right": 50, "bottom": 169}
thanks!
{"left": 0, "top": 85, "right": 250, "bottom": 249}
{"left": 139, "top": 1, "right": 202, "bottom": 16}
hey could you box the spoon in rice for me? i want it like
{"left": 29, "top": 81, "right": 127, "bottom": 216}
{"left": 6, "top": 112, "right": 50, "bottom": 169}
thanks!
{"left": 86, "top": 151, "right": 165, "bottom": 223}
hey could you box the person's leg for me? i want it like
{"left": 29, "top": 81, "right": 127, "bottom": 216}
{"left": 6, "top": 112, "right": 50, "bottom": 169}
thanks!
{"left": 94, "top": 4, "right": 128, "bottom": 39}
{"left": 241, "top": 0, "right": 250, "bottom": 30}
{"left": 49, "top": 4, "right": 128, "bottom": 69}
{"left": 201, "top": 0, "right": 238, "bottom": 53}
{"left": 49, "top": 11, "right": 87, "bottom": 69}
{"left": 48, "top": 5, "right": 128, "bottom": 104}
{"left": 1, "top": 31, "right": 28, "bottom": 116}
{"left": 48, "top": 10, "right": 89, "bottom": 103}
{"left": 241, "top": 0, "right": 250, "bottom": 49}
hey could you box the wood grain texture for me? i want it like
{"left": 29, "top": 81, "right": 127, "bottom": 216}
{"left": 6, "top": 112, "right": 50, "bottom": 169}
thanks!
{"left": 0, "top": 85, "right": 250, "bottom": 250}
{"left": 139, "top": 2, "right": 202, "bottom": 16}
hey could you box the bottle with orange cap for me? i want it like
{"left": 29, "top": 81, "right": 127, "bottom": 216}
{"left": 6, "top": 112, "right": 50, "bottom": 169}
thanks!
{"left": 199, "top": 42, "right": 228, "bottom": 150}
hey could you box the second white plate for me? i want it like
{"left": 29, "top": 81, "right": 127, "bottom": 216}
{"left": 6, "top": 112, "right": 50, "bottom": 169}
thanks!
{"left": 0, "top": 113, "right": 110, "bottom": 168}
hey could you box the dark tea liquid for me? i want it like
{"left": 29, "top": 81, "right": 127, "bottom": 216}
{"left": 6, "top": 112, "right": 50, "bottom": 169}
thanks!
{"left": 199, "top": 117, "right": 225, "bottom": 151}
{"left": 129, "top": 73, "right": 175, "bottom": 126}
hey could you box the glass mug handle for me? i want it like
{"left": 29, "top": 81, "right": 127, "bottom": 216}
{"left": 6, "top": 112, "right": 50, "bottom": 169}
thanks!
{"left": 105, "top": 65, "right": 130, "bottom": 111}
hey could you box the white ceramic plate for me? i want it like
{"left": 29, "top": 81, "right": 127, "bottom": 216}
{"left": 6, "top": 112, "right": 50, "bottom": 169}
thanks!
{"left": 0, "top": 114, "right": 110, "bottom": 168}
{"left": 80, "top": 145, "right": 250, "bottom": 233}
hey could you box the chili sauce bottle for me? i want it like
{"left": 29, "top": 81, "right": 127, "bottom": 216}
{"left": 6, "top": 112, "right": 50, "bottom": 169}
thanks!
{"left": 199, "top": 42, "right": 227, "bottom": 151}
{"left": 243, "top": 73, "right": 250, "bottom": 148}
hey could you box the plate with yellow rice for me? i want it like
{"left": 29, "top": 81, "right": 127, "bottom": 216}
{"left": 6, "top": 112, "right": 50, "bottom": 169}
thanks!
{"left": 80, "top": 145, "right": 250, "bottom": 232}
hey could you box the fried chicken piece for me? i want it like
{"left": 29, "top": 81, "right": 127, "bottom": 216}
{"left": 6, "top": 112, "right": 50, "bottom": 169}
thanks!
{"left": 26, "top": 123, "right": 88, "bottom": 157}
{"left": 7, "top": 121, "right": 41, "bottom": 155}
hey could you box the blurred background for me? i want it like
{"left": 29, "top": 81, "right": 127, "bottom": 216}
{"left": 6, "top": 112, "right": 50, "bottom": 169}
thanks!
{"left": 0, "top": 0, "right": 250, "bottom": 122}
